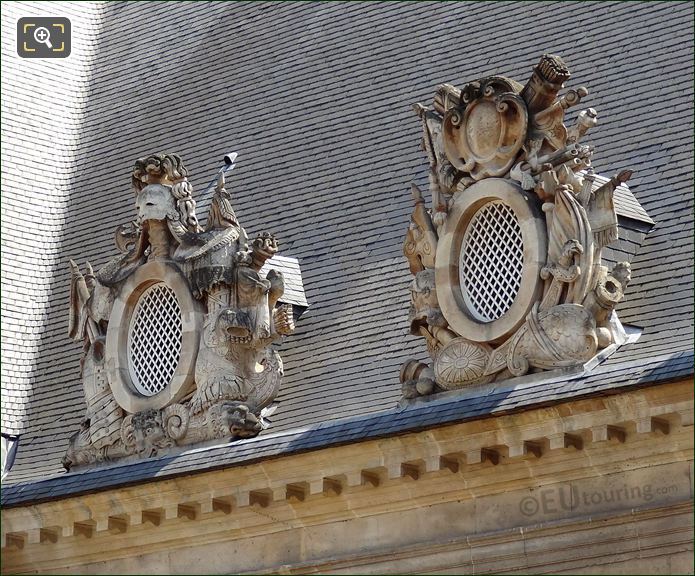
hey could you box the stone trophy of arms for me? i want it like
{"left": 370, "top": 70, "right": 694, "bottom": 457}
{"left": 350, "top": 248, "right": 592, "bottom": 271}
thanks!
{"left": 402, "top": 54, "right": 638, "bottom": 399}
{"left": 64, "top": 153, "right": 297, "bottom": 469}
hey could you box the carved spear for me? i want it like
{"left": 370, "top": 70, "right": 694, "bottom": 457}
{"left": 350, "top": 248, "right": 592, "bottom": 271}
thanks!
{"left": 413, "top": 103, "right": 447, "bottom": 230}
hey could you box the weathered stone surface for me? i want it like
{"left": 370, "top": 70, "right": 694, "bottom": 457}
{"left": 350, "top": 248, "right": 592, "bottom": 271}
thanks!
{"left": 2, "top": 380, "right": 692, "bottom": 574}
{"left": 402, "top": 54, "right": 647, "bottom": 398}
{"left": 63, "top": 153, "right": 303, "bottom": 469}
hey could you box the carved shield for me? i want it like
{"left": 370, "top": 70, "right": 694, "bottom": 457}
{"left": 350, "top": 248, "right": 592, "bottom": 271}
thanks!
{"left": 442, "top": 78, "right": 528, "bottom": 180}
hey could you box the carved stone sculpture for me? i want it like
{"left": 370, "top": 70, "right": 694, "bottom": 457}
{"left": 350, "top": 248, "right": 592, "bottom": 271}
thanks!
{"left": 63, "top": 153, "right": 299, "bottom": 470}
{"left": 401, "top": 54, "right": 641, "bottom": 398}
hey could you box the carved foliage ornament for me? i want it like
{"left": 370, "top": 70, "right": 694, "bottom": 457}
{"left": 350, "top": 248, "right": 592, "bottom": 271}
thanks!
{"left": 64, "top": 153, "right": 296, "bottom": 470}
{"left": 402, "top": 54, "right": 638, "bottom": 399}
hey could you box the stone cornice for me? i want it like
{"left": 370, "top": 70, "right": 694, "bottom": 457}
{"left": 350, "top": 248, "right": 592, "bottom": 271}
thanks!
{"left": 1, "top": 379, "right": 692, "bottom": 573}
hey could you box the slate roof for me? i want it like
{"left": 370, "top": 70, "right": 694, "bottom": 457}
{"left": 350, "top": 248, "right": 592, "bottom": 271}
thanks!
{"left": 260, "top": 255, "right": 309, "bottom": 310}
{"left": 3, "top": 349, "right": 691, "bottom": 507}
{"left": 1, "top": 1, "right": 103, "bottom": 436}
{"left": 1, "top": 1, "right": 693, "bottom": 487}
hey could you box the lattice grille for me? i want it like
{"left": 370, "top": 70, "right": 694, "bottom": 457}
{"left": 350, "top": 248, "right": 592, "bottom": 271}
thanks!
{"left": 127, "top": 283, "right": 183, "bottom": 396}
{"left": 459, "top": 201, "right": 524, "bottom": 322}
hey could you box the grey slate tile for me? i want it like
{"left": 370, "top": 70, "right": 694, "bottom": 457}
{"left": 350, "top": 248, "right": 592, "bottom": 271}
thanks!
{"left": 2, "top": 1, "right": 693, "bottom": 486}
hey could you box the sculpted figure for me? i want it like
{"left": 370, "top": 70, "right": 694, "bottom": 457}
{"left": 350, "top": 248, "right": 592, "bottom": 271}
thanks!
{"left": 120, "top": 404, "right": 189, "bottom": 458}
{"left": 64, "top": 260, "right": 123, "bottom": 470}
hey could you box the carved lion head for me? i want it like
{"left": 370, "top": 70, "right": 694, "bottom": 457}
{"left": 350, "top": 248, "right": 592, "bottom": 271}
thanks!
{"left": 120, "top": 409, "right": 174, "bottom": 458}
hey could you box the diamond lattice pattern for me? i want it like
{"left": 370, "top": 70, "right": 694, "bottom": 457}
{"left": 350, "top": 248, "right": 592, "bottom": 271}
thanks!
{"left": 459, "top": 201, "right": 524, "bottom": 322}
{"left": 127, "top": 283, "right": 183, "bottom": 396}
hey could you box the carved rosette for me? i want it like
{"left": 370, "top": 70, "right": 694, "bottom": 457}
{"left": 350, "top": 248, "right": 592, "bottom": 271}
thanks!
{"left": 434, "top": 338, "right": 492, "bottom": 390}
{"left": 401, "top": 54, "right": 642, "bottom": 399}
{"left": 63, "top": 153, "right": 300, "bottom": 470}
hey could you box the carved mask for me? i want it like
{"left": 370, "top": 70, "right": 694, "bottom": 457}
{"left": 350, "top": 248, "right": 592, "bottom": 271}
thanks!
{"left": 123, "top": 409, "right": 174, "bottom": 457}
{"left": 409, "top": 269, "right": 446, "bottom": 334}
{"left": 135, "top": 184, "right": 177, "bottom": 225}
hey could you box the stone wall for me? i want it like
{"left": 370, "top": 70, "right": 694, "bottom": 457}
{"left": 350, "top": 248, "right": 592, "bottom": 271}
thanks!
{"left": 2, "top": 379, "right": 692, "bottom": 574}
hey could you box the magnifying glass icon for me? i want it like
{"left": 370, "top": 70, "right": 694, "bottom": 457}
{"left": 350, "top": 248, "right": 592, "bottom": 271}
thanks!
{"left": 33, "top": 26, "right": 53, "bottom": 49}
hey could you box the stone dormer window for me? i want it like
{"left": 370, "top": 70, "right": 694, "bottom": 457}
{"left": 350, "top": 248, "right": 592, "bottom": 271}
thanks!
{"left": 435, "top": 179, "right": 548, "bottom": 346}
{"left": 402, "top": 54, "right": 652, "bottom": 398}
{"left": 63, "top": 153, "right": 307, "bottom": 469}
{"left": 106, "top": 262, "right": 201, "bottom": 414}
{"left": 127, "top": 283, "right": 182, "bottom": 397}
{"left": 459, "top": 200, "right": 524, "bottom": 323}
